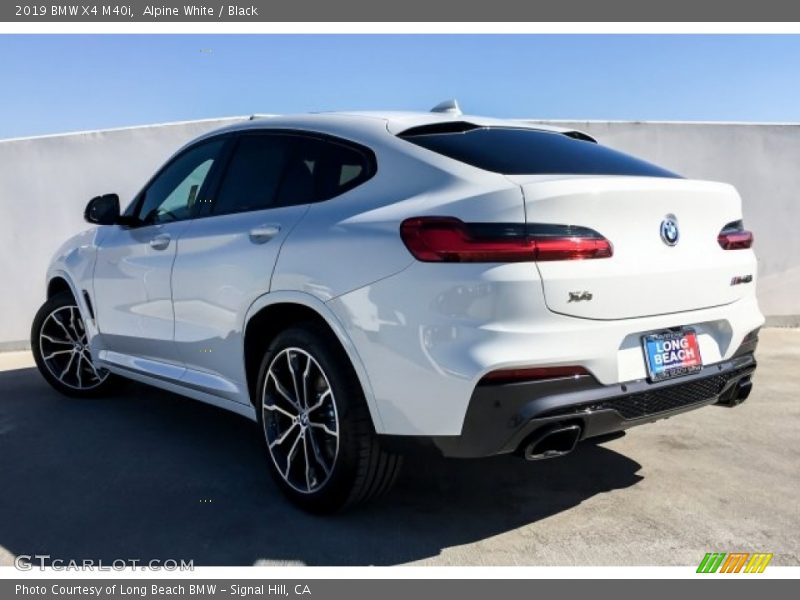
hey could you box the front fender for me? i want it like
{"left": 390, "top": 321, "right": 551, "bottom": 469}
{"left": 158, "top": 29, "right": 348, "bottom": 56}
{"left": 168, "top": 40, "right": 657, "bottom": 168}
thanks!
{"left": 45, "top": 227, "right": 103, "bottom": 344}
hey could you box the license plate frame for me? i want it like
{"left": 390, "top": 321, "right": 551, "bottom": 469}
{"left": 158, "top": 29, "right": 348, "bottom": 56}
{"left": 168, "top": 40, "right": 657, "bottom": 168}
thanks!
{"left": 642, "top": 328, "right": 703, "bottom": 382}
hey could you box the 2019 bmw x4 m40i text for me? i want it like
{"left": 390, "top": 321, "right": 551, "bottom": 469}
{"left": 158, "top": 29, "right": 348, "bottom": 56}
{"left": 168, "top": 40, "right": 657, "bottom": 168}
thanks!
{"left": 32, "top": 105, "right": 763, "bottom": 512}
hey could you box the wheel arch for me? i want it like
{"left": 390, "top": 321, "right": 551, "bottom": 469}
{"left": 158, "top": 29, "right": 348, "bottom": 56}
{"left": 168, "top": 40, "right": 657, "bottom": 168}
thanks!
{"left": 242, "top": 291, "right": 384, "bottom": 432}
{"left": 47, "top": 275, "right": 75, "bottom": 300}
{"left": 43, "top": 269, "right": 99, "bottom": 339}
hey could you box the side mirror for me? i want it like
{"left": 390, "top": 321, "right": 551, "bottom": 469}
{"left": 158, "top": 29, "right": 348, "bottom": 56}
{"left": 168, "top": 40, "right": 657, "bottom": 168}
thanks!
{"left": 84, "top": 194, "right": 120, "bottom": 225}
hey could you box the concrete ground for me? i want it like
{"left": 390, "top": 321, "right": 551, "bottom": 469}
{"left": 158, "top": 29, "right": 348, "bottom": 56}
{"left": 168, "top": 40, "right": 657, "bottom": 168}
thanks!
{"left": 0, "top": 329, "right": 797, "bottom": 566}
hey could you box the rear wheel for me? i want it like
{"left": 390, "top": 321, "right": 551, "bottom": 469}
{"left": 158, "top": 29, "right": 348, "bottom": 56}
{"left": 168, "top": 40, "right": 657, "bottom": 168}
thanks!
{"left": 31, "top": 292, "right": 120, "bottom": 397}
{"left": 256, "top": 325, "right": 402, "bottom": 513}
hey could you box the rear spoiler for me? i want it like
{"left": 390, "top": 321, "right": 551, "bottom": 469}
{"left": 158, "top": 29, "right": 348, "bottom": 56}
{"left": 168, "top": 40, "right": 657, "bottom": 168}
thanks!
{"left": 397, "top": 121, "right": 597, "bottom": 143}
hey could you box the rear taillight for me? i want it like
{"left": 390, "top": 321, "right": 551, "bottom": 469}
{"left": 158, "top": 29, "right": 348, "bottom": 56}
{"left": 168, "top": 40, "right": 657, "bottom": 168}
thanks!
{"left": 399, "top": 217, "right": 613, "bottom": 263}
{"left": 718, "top": 220, "right": 754, "bottom": 250}
{"left": 480, "top": 366, "right": 590, "bottom": 385}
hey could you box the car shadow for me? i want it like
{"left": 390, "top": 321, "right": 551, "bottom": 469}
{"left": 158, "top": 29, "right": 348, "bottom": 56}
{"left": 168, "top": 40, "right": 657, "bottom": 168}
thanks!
{"left": 0, "top": 366, "right": 643, "bottom": 566}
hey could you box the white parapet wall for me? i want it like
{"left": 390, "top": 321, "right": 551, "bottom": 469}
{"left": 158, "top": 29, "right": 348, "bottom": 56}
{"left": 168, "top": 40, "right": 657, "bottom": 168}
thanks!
{"left": 0, "top": 117, "right": 245, "bottom": 350}
{"left": 0, "top": 117, "right": 797, "bottom": 348}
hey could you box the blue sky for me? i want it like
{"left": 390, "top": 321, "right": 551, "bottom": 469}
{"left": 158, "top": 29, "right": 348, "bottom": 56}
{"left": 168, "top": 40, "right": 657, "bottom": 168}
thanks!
{"left": 1, "top": 34, "right": 799, "bottom": 139}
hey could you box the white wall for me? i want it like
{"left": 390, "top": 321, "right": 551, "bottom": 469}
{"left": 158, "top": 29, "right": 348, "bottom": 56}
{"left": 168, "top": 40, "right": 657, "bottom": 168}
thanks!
{"left": 0, "top": 117, "right": 244, "bottom": 349}
{"left": 0, "top": 117, "right": 796, "bottom": 348}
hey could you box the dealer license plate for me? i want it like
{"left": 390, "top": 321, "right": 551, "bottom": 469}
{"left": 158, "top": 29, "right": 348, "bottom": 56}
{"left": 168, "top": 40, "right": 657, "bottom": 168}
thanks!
{"left": 642, "top": 329, "right": 702, "bottom": 382}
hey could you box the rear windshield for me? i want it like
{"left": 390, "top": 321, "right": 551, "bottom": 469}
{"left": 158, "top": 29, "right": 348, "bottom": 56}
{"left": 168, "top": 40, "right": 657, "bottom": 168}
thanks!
{"left": 399, "top": 126, "right": 679, "bottom": 178}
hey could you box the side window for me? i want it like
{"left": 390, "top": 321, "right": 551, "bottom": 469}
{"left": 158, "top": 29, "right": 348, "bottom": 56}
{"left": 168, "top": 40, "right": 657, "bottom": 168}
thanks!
{"left": 209, "top": 133, "right": 374, "bottom": 214}
{"left": 136, "top": 139, "right": 225, "bottom": 225}
{"left": 211, "top": 135, "right": 291, "bottom": 216}
{"left": 275, "top": 142, "right": 318, "bottom": 206}
{"left": 275, "top": 136, "right": 374, "bottom": 207}
{"left": 315, "top": 141, "right": 370, "bottom": 200}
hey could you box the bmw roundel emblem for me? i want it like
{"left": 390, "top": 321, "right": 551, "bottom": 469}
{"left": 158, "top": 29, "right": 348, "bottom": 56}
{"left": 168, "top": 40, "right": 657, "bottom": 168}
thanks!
{"left": 660, "top": 215, "right": 679, "bottom": 246}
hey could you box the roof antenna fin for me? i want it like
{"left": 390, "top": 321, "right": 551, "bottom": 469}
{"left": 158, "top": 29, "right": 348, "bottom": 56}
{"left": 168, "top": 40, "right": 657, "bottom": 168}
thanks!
{"left": 430, "top": 99, "right": 462, "bottom": 116}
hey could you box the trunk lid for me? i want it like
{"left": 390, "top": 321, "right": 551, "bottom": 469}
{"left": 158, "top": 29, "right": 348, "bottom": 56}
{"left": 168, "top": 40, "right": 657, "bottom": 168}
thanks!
{"left": 508, "top": 175, "right": 757, "bottom": 320}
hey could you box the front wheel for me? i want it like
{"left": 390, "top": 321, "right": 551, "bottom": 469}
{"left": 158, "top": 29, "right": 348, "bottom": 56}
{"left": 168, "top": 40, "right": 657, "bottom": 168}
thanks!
{"left": 31, "top": 292, "right": 121, "bottom": 397}
{"left": 256, "top": 325, "right": 402, "bottom": 513}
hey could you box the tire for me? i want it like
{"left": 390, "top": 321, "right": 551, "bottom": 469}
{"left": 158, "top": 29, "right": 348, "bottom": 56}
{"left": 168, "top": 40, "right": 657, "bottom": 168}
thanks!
{"left": 31, "top": 291, "right": 121, "bottom": 398}
{"left": 256, "top": 324, "right": 402, "bottom": 513}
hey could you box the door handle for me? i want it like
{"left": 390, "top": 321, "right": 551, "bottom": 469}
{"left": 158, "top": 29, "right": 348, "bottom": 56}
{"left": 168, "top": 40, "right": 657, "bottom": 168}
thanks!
{"left": 249, "top": 224, "right": 281, "bottom": 244}
{"left": 149, "top": 234, "right": 171, "bottom": 250}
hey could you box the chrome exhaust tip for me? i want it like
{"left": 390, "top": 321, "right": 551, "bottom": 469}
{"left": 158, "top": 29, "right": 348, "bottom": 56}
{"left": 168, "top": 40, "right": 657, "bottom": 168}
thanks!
{"left": 522, "top": 424, "right": 582, "bottom": 461}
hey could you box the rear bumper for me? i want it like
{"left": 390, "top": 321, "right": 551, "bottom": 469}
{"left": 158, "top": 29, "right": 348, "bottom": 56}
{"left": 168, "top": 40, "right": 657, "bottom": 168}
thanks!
{"left": 433, "top": 352, "right": 757, "bottom": 458}
{"left": 329, "top": 259, "right": 764, "bottom": 437}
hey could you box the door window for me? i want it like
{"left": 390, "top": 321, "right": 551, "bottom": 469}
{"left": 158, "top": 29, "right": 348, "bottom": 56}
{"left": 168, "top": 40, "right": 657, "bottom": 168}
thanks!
{"left": 211, "top": 135, "right": 290, "bottom": 216}
{"left": 136, "top": 138, "right": 225, "bottom": 225}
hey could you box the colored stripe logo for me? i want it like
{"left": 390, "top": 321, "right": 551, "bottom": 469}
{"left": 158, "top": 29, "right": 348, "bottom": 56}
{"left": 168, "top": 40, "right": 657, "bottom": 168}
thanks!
{"left": 697, "top": 552, "right": 773, "bottom": 573}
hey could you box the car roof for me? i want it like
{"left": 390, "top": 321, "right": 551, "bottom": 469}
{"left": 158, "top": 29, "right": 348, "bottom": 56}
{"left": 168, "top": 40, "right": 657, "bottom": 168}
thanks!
{"left": 197, "top": 110, "right": 595, "bottom": 145}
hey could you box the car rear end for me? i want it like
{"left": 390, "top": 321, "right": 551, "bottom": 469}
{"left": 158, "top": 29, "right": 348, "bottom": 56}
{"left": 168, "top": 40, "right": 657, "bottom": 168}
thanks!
{"left": 327, "top": 119, "right": 764, "bottom": 459}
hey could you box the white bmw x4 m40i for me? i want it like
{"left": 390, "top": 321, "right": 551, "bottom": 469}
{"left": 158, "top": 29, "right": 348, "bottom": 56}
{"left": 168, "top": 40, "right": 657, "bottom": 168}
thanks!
{"left": 32, "top": 104, "right": 764, "bottom": 512}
